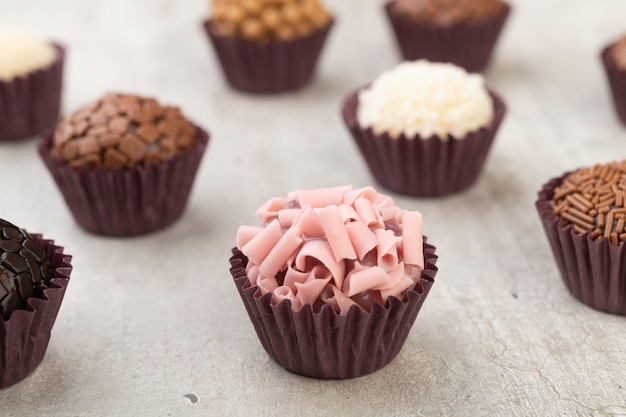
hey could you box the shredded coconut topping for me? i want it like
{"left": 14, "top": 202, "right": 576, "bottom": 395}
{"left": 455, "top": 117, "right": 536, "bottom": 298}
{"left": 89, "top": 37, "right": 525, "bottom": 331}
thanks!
{"left": 356, "top": 60, "right": 494, "bottom": 139}
{"left": 0, "top": 26, "right": 56, "bottom": 81}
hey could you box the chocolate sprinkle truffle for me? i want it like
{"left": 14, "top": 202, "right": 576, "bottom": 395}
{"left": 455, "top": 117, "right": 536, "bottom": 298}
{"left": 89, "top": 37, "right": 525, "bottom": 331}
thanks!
{"left": 0, "top": 218, "right": 52, "bottom": 320}
{"left": 536, "top": 161, "right": 626, "bottom": 315}
{"left": 550, "top": 161, "right": 626, "bottom": 245}
{"left": 51, "top": 93, "right": 197, "bottom": 169}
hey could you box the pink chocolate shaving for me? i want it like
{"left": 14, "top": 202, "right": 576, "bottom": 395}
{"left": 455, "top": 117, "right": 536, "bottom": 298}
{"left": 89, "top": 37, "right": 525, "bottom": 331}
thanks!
{"left": 374, "top": 229, "right": 401, "bottom": 272}
{"left": 402, "top": 212, "right": 424, "bottom": 268}
{"left": 345, "top": 222, "right": 378, "bottom": 259}
{"left": 235, "top": 225, "right": 262, "bottom": 249}
{"left": 344, "top": 265, "right": 390, "bottom": 297}
{"left": 236, "top": 186, "right": 425, "bottom": 314}
{"left": 321, "top": 284, "right": 358, "bottom": 314}
{"left": 294, "top": 206, "right": 325, "bottom": 237}
{"left": 319, "top": 205, "right": 358, "bottom": 262}
{"left": 295, "top": 185, "right": 351, "bottom": 208}
{"left": 295, "top": 277, "right": 331, "bottom": 306}
{"left": 258, "top": 227, "right": 303, "bottom": 278}
{"left": 240, "top": 219, "right": 282, "bottom": 264}
{"left": 256, "top": 197, "right": 288, "bottom": 224}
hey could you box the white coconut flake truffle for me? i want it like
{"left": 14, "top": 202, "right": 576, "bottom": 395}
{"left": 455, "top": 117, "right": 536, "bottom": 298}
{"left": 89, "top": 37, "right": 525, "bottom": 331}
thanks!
{"left": 357, "top": 60, "right": 494, "bottom": 140}
{"left": 0, "top": 26, "right": 56, "bottom": 81}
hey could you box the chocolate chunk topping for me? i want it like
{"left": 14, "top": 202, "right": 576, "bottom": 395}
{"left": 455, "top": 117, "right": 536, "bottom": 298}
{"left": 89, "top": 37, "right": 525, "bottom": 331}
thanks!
{"left": 0, "top": 240, "right": 21, "bottom": 252}
{"left": 1, "top": 252, "right": 27, "bottom": 274}
{"left": 119, "top": 134, "right": 147, "bottom": 161}
{"left": 0, "top": 219, "right": 53, "bottom": 320}
{"left": 21, "top": 238, "right": 47, "bottom": 262}
{"left": 51, "top": 93, "right": 197, "bottom": 170}
{"left": 3, "top": 226, "right": 23, "bottom": 242}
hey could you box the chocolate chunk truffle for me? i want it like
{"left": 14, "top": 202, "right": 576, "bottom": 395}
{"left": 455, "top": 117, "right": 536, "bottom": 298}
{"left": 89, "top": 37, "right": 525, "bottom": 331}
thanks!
{"left": 39, "top": 92, "right": 210, "bottom": 237}
{"left": 536, "top": 160, "right": 626, "bottom": 315}
{"left": 203, "top": 0, "right": 334, "bottom": 93}
{"left": 0, "top": 218, "right": 72, "bottom": 388}
{"left": 385, "top": 0, "right": 510, "bottom": 72}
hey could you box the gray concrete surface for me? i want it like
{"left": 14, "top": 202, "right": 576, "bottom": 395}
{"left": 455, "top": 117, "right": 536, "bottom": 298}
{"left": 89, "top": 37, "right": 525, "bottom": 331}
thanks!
{"left": 1, "top": 0, "right": 626, "bottom": 415}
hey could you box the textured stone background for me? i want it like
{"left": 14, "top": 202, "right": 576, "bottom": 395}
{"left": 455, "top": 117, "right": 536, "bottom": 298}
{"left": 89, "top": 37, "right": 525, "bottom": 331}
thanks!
{"left": 1, "top": 0, "right": 626, "bottom": 415}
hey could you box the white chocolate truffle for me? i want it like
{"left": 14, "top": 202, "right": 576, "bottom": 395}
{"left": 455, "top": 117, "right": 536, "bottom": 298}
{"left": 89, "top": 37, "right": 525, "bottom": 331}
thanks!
{"left": 0, "top": 26, "right": 56, "bottom": 81}
{"left": 357, "top": 60, "right": 494, "bottom": 140}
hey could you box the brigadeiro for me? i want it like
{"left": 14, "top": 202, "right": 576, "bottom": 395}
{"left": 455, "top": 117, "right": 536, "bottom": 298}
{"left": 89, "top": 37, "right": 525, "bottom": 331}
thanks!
{"left": 203, "top": 0, "right": 334, "bottom": 93}
{"left": 342, "top": 60, "right": 506, "bottom": 197}
{"left": 536, "top": 161, "right": 626, "bottom": 315}
{"left": 39, "top": 93, "right": 209, "bottom": 237}
{"left": 0, "top": 25, "right": 64, "bottom": 141}
{"left": 229, "top": 185, "right": 438, "bottom": 378}
{"left": 385, "top": 0, "right": 510, "bottom": 72}
{"left": 0, "top": 218, "right": 72, "bottom": 388}
{"left": 601, "top": 34, "right": 626, "bottom": 127}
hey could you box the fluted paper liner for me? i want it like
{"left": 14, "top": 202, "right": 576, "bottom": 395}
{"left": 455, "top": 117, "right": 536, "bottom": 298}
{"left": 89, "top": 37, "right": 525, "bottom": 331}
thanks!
{"left": 203, "top": 20, "right": 333, "bottom": 93}
{"left": 0, "top": 234, "right": 72, "bottom": 388}
{"left": 39, "top": 125, "right": 209, "bottom": 237}
{"left": 342, "top": 89, "right": 506, "bottom": 197}
{"left": 229, "top": 239, "right": 438, "bottom": 379}
{"left": 536, "top": 173, "right": 626, "bottom": 315}
{"left": 601, "top": 44, "right": 626, "bottom": 127}
{"left": 0, "top": 44, "right": 64, "bottom": 141}
{"left": 385, "top": 2, "right": 510, "bottom": 73}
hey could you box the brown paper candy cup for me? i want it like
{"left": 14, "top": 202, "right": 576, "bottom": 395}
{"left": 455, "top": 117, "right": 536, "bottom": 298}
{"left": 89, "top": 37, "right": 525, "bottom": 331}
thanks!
{"left": 601, "top": 44, "right": 626, "bottom": 127}
{"left": 0, "top": 44, "right": 65, "bottom": 141}
{"left": 536, "top": 173, "right": 626, "bottom": 315}
{"left": 385, "top": 2, "right": 510, "bottom": 73}
{"left": 38, "top": 125, "right": 209, "bottom": 237}
{"left": 228, "top": 239, "right": 438, "bottom": 379}
{"left": 342, "top": 88, "right": 506, "bottom": 197}
{"left": 1, "top": 234, "right": 72, "bottom": 388}
{"left": 203, "top": 20, "right": 333, "bottom": 94}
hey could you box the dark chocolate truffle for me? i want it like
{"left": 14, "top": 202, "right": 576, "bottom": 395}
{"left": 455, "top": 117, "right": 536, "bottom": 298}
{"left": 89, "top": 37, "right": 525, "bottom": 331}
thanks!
{"left": 0, "top": 219, "right": 52, "bottom": 320}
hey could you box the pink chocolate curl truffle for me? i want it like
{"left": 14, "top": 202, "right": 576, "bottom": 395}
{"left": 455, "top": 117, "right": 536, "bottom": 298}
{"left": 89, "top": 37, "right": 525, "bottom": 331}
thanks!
{"left": 236, "top": 186, "right": 425, "bottom": 313}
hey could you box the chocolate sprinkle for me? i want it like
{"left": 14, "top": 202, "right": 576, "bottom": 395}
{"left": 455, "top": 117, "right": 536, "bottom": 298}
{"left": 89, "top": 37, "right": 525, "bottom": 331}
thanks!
{"left": 551, "top": 161, "right": 626, "bottom": 245}
{"left": 0, "top": 219, "right": 52, "bottom": 320}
